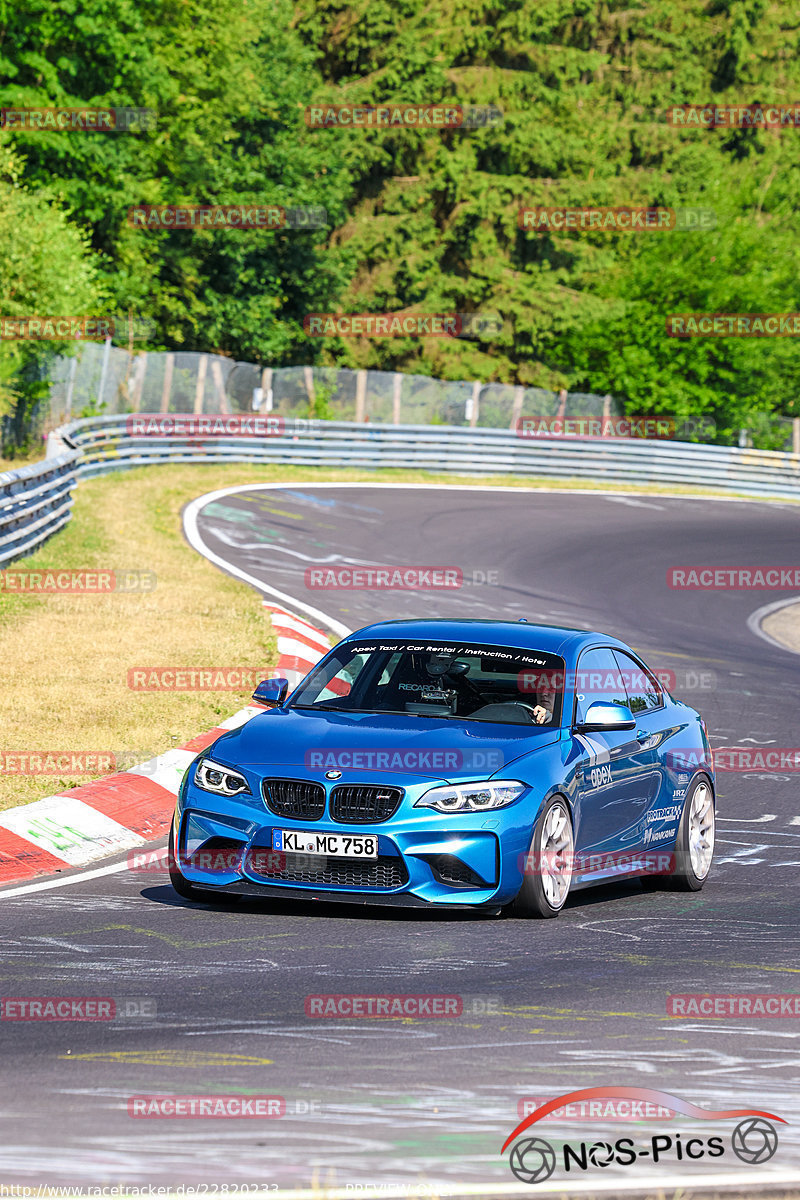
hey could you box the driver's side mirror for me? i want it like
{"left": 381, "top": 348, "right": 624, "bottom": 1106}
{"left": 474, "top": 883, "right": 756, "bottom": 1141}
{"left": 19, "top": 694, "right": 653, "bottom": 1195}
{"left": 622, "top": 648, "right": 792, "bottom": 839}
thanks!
{"left": 574, "top": 700, "right": 635, "bottom": 732}
{"left": 253, "top": 676, "right": 289, "bottom": 708}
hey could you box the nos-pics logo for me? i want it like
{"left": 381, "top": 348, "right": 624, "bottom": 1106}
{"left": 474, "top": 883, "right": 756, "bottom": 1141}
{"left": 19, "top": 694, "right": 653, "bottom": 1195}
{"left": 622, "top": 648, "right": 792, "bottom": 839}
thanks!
{"left": 502, "top": 1087, "right": 784, "bottom": 1184}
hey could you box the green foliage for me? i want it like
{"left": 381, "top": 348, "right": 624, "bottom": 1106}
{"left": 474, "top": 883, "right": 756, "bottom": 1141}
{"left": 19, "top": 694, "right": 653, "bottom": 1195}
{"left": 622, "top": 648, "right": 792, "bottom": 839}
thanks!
{"left": 0, "top": 143, "right": 105, "bottom": 448}
{"left": 294, "top": 0, "right": 800, "bottom": 438}
{"left": 2, "top": 0, "right": 800, "bottom": 445}
{"left": 0, "top": 0, "right": 353, "bottom": 362}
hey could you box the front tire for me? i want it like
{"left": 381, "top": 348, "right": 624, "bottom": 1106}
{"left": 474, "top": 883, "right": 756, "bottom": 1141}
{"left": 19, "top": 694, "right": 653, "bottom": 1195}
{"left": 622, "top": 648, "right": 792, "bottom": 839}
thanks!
{"left": 168, "top": 826, "right": 200, "bottom": 900}
{"left": 509, "top": 796, "right": 574, "bottom": 918}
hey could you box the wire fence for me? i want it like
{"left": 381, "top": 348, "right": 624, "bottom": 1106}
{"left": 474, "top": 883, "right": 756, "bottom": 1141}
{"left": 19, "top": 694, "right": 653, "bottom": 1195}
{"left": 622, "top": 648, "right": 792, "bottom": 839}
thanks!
{"left": 2, "top": 342, "right": 796, "bottom": 455}
{"left": 43, "top": 342, "right": 619, "bottom": 432}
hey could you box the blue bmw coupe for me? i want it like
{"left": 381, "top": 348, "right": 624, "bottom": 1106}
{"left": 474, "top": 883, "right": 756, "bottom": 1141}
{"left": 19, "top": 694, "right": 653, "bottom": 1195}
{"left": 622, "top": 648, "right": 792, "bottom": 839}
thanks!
{"left": 169, "top": 619, "right": 715, "bottom": 917}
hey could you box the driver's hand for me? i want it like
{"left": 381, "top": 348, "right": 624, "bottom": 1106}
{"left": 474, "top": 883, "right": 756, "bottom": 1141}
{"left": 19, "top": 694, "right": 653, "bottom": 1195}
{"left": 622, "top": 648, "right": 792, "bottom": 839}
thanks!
{"left": 532, "top": 705, "right": 548, "bottom": 724}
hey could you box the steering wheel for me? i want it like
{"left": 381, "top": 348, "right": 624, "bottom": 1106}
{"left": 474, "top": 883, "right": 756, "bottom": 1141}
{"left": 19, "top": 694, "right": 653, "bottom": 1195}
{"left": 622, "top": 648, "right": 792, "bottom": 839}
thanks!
{"left": 514, "top": 702, "right": 543, "bottom": 723}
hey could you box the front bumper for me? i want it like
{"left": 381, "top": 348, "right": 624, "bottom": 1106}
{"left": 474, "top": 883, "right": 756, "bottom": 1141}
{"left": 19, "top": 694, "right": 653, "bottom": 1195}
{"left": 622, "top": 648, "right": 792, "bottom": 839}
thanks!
{"left": 173, "top": 779, "right": 535, "bottom": 908}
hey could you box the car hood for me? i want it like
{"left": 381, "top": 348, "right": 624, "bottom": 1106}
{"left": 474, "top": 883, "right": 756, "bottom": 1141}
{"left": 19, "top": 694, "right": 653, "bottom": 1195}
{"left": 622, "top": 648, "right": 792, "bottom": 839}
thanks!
{"left": 209, "top": 707, "right": 562, "bottom": 782}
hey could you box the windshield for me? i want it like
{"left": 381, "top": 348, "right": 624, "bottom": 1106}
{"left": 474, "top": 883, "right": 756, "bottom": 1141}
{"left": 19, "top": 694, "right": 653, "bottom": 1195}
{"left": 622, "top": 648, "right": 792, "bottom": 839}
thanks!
{"left": 289, "top": 639, "right": 565, "bottom": 726}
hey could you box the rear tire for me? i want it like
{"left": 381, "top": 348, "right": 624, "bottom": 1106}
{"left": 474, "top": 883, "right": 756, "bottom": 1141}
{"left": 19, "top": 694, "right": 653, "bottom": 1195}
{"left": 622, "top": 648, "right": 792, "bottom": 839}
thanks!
{"left": 508, "top": 796, "right": 574, "bottom": 918}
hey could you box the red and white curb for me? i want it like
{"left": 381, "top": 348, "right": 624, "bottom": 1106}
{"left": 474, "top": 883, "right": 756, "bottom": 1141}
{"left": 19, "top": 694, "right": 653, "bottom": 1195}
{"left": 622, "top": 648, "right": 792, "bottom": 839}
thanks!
{"left": 0, "top": 604, "right": 331, "bottom": 887}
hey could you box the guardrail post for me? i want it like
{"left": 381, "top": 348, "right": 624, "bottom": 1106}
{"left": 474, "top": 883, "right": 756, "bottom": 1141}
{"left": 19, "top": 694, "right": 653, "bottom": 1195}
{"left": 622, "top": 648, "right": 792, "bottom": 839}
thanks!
{"left": 469, "top": 380, "right": 480, "bottom": 427}
{"left": 510, "top": 384, "right": 524, "bottom": 432}
{"left": 211, "top": 359, "right": 230, "bottom": 413}
{"left": 130, "top": 353, "right": 147, "bottom": 412}
{"left": 304, "top": 365, "right": 315, "bottom": 409}
{"left": 557, "top": 388, "right": 567, "bottom": 420}
{"left": 65, "top": 355, "right": 78, "bottom": 419}
{"left": 392, "top": 373, "right": 402, "bottom": 424}
{"left": 97, "top": 336, "right": 112, "bottom": 410}
{"left": 355, "top": 370, "right": 367, "bottom": 422}
{"left": 160, "top": 353, "right": 174, "bottom": 413}
{"left": 194, "top": 355, "right": 208, "bottom": 414}
{"left": 793, "top": 418, "right": 800, "bottom": 456}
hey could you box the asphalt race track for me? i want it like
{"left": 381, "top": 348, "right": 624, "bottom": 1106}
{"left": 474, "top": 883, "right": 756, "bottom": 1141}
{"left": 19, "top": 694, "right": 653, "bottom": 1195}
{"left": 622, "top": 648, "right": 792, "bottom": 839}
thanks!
{"left": 2, "top": 483, "right": 800, "bottom": 1195}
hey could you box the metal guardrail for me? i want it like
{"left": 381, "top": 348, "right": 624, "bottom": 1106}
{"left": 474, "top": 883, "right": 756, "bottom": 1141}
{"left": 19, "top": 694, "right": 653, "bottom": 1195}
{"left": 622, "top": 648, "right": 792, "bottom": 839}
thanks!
{"left": 48, "top": 413, "right": 800, "bottom": 500}
{"left": 0, "top": 449, "right": 82, "bottom": 566}
{"left": 3, "top": 412, "right": 800, "bottom": 569}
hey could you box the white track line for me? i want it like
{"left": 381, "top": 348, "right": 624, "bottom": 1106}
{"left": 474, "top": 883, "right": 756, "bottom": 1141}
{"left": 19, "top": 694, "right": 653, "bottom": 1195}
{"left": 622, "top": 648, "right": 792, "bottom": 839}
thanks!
{"left": 183, "top": 486, "right": 351, "bottom": 639}
{"left": 0, "top": 858, "right": 136, "bottom": 898}
{"left": 748, "top": 594, "right": 800, "bottom": 655}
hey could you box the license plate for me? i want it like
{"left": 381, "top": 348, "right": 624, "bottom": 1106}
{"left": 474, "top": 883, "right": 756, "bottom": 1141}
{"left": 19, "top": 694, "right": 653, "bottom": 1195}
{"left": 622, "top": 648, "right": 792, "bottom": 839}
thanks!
{"left": 272, "top": 829, "right": 378, "bottom": 858}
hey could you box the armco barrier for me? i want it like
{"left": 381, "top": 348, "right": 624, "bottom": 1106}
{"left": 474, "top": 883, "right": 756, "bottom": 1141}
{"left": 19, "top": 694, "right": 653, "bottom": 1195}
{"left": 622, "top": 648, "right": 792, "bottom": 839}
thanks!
{"left": 0, "top": 449, "right": 81, "bottom": 566}
{"left": 50, "top": 413, "right": 800, "bottom": 499}
{"left": 3, "top": 414, "right": 800, "bottom": 570}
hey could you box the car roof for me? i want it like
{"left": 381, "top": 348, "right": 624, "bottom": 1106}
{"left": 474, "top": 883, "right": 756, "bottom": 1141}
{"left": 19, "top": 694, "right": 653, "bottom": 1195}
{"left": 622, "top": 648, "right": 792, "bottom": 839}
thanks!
{"left": 341, "top": 618, "right": 633, "bottom": 660}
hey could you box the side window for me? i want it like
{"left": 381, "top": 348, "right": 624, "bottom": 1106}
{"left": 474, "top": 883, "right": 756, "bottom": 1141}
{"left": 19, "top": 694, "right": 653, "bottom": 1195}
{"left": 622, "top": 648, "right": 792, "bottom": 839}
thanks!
{"left": 612, "top": 650, "right": 663, "bottom": 714}
{"left": 574, "top": 647, "right": 627, "bottom": 724}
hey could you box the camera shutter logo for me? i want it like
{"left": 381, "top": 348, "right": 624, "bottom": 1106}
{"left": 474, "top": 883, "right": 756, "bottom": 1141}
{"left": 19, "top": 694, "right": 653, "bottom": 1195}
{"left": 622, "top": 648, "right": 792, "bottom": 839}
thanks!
{"left": 731, "top": 1118, "right": 778, "bottom": 1164}
{"left": 509, "top": 1137, "right": 556, "bottom": 1184}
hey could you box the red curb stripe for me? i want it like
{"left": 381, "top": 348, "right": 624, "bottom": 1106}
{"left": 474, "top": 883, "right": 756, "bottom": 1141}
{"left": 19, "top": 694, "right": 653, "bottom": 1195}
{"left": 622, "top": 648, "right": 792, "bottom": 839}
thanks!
{"left": 62, "top": 773, "right": 174, "bottom": 840}
{"left": 0, "top": 828, "right": 69, "bottom": 884}
{"left": 263, "top": 603, "right": 325, "bottom": 638}
{"left": 181, "top": 729, "right": 226, "bottom": 753}
{"left": 276, "top": 627, "right": 329, "bottom": 655}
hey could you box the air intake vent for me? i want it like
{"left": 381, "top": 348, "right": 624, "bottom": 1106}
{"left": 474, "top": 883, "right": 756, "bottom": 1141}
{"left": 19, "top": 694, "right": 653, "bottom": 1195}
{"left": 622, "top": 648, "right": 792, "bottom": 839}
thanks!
{"left": 246, "top": 850, "right": 408, "bottom": 890}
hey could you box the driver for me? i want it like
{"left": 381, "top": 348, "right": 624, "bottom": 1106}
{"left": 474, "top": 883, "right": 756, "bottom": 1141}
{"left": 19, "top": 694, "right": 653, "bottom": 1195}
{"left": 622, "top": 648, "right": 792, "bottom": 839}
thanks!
{"left": 425, "top": 652, "right": 555, "bottom": 724}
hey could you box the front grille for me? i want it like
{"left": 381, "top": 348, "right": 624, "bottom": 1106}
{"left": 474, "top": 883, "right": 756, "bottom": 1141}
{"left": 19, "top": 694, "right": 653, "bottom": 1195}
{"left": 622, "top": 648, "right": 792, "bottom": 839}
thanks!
{"left": 246, "top": 850, "right": 408, "bottom": 890}
{"left": 330, "top": 784, "right": 403, "bottom": 823}
{"left": 263, "top": 778, "right": 325, "bottom": 821}
{"left": 426, "top": 853, "right": 488, "bottom": 889}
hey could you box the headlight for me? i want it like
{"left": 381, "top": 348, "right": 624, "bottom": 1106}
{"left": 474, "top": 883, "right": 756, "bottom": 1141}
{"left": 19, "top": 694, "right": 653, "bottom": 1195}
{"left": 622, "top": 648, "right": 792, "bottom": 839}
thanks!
{"left": 193, "top": 757, "right": 251, "bottom": 798}
{"left": 415, "top": 779, "right": 526, "bottom": 814}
